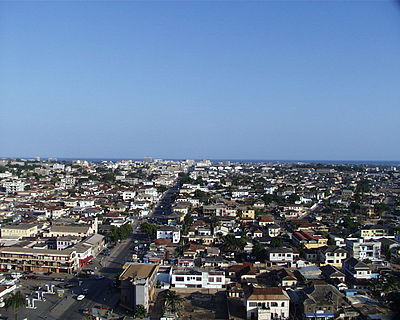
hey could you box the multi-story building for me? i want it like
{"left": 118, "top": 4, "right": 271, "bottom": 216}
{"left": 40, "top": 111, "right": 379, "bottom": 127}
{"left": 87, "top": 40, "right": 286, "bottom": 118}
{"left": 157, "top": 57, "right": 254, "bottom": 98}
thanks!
{"left": 171, "top": 268, "right": 225, "bottom": 289}
{"left": 2, "top": 180, "right": 26, "bottom": 193}
{"left": 267, "top": 248, "right": 294, "bottom": 268}
{"left": 156, "top": 226, "right": 181, "bottom": 244}
{"left": 319, "top": 246, "right": 348, "bottom": 268}
{"left": 119, "top": 263, "right": 159, "bottom": 312}
{"left": 0, "top": 247, "right": 79, "bottom": 274}
{"left": 293, "top": 231, "right": 328, "bottom": 249}
{"left": 360, "top": 226, "right": 388, "bottom": 239}
{"left": 345, "top": 238, "right": 381, "bottom": 261}
{"left": 245, "top": 286, "right": 290, "bottom": 320}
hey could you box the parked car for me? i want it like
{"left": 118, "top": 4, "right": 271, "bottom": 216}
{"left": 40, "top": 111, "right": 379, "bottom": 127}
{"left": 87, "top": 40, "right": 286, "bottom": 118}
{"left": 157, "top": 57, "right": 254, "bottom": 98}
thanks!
{"left": 76, "top": 294, "right": 85, "bottom": 301}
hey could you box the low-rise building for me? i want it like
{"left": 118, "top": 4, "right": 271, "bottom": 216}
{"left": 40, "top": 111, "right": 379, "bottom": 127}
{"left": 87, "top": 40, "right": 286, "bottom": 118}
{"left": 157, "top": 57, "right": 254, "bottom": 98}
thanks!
{"left": 245, "top": 286, "right": 290, "bottom": 320}
{"left": 157, "top": 226, "right": 181, "bottom": 244}
{"left": 319, "top": 246, "right": 348, "bottom": 268}
{"left": 171, "top": 268, "right": 225, "bottom": 289}
{"left": 0, "top": 224, "right": 38, "bottom": 239}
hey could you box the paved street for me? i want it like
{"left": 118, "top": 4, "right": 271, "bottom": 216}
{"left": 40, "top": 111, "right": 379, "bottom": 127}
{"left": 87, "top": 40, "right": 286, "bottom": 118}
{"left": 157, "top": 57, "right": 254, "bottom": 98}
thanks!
{"left": 0, "top": 183, "right": 180, "bottom": 320}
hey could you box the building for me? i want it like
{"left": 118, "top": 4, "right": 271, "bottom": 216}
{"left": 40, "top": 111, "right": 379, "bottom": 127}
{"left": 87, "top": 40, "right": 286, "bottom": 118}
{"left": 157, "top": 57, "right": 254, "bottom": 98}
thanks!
{"left": 245, "top": 286, "right": 290, "bottom": 320}
{"left": 345, "top": 238, "right": 381, "bottom": 262}
{"left": 343, "top": 258, "right": 376, "bottom": 280}
{"left": 319, "top": 246, "right": 348, "bottom": 268}
{"left": 119, "top": 263, "right": 159, "bottom": 312}
{"left": 0, "top": 247, "right": 78, "bottom": 274}
{"left": 0, "top": 224, "right": 38, "bottom": 239}
{"left": 2, "top": 180, "right": 26, "bottom": 193}
{"left": 156, "top": 226, "right": 181, "bottom": 244}
{"left": 171, "top": 268, "right": 225, "bottom": 289}
{"left": 360, "top": 226, "right": 388, "bottom": 239}
{"left": 45, "top": 224, "right": 95, "bottom": 238}
{"left": 267, "top": 248, "right": 294, "bottom": 268}
{"left": 301, "top": 284, "right": 348, "bottom": 320}
{"left": 293, "top": 231, "right": 328, "bottom": 249}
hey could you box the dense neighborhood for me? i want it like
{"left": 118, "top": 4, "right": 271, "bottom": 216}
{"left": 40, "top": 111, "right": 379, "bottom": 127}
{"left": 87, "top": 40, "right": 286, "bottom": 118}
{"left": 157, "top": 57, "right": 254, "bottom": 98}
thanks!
{"left": 0, "top": 158, "right": 399, "bottom": 320}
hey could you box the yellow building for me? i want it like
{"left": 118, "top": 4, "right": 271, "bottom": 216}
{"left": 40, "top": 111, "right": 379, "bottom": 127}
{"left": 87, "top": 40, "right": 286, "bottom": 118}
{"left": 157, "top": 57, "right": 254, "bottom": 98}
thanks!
{"left": 1, "top": 224, "right": 38, "bottom": 239}
{"left": 238, "top": 207, "right": 256, "bottom": 219}
{"left": 293, "top": 231, "right": 328, "bottom": 249}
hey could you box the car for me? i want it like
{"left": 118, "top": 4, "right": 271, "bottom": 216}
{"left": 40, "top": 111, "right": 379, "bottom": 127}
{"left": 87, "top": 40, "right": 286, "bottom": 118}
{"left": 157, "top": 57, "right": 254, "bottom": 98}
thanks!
{"left": 76, "top": 294, "right": 85, "bottom": 301}
{"left": 53, "top": 277, "right": 64, "bottom": 281}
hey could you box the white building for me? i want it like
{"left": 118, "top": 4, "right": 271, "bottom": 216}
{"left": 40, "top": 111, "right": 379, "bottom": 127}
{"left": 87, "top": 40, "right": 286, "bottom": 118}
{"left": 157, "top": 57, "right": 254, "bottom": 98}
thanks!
{"left": 122, "top": 191, "right": 136, "bottom": 201}
{"left": 2, "top": 180, "right": 26, "bottom": 193}
{"left": 171, "top": 268, "right": 225, "bottom": 289}
{"left": 245, "top": 286, "right": 290, "bottom": 320}
{"left": 156, "top": 226, "right": 181, "bottom": 244}
{"left": 267, "top": 248, "right": 294, "bottom": 267}
{"left": 345, "top": 238, "right": 381, "bottom": 262}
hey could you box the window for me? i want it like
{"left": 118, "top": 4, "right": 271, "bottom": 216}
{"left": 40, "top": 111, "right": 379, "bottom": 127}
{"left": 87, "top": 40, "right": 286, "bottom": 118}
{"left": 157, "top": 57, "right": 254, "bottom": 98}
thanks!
{"left": 271, "top": 302, "right": 278, "bottom": 307}
{"left": 216, "top": 277, "right": 222, "bottom": 282}
{"left": 209, "top": 277, "right": 214, "bottom": 282}
{"left": 175, "top": 277, "right": 184, "bottom": 282}
{"left": 196, "top": 277, "right": 202, "bottom": 281}
{"left": 249, "top": 302, "right": 257, "bottom": 307}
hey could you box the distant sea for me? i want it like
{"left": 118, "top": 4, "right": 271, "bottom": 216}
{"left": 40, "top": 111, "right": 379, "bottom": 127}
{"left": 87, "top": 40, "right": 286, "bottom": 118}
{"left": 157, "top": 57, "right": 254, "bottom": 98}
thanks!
{"left": 51, "top": 158, "right": 400, "bottom": 166}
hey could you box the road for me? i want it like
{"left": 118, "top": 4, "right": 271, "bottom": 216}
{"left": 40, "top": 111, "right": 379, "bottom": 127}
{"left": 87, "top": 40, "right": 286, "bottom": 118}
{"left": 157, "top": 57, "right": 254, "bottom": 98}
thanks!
{"left": 0, "top": 181, "right": 181, "bottom": 320}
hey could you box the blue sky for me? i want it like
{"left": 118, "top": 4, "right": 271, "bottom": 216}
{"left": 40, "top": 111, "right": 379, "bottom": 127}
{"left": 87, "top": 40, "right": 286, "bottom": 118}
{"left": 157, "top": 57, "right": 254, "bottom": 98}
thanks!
{"left": 1, "top": 1, "right": 399, "bottom": 160}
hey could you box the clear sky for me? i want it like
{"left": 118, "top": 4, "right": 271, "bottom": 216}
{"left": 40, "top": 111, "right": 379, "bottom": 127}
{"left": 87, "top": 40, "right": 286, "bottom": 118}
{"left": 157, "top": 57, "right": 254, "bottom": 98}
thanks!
{"left": 1, "top": 1, "right": 399, "bottom": 161}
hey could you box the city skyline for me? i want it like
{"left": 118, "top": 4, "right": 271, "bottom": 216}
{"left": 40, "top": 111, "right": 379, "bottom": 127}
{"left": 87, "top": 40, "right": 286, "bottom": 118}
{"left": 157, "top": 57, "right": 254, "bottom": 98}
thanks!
{"left": 1, "top": 1, "right": 399, "bottom": 160}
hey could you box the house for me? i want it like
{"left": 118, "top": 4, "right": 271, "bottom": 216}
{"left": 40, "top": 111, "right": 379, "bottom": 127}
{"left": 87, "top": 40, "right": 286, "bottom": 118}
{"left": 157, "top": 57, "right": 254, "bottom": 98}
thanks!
{"left": 245, "top": 286, "right": 290, "bottom": 320}
{"left": 293, "top": 231, "right": 328, "bottom": 249}
{"left": 119, "top": 263, "right": 159, "bottom": 313}
{"left": 157, "top": 226, "right": 181, "bottom": 244}
{"left": 267, "top": 248, "right": 294, "bottom": 268}
{"left": 267, "top": 224, "right": 281, "bottom": 238}
{"left": 259, "top": 216, "right": 275, "bottom": 227}
{"left": 300, "top": 283, "right": 348, "bottom": 320}
{"left": 343, "top": 257, "right": 377, "bottom": 280}
{"left": 238, "top": 207, "right": 256, "bottom": 220}
{"left": 320, "top": 265, "right": 345, "bottom": 283}
{"left": 319, "top": 246, "right": 348, "bottom": 268}
{"left": 360, "top": 226, "right": 388, "bottom": 239}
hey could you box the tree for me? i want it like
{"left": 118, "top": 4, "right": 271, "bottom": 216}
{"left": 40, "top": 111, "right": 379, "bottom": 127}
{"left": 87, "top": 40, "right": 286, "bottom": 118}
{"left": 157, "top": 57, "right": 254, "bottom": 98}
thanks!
{"left": 221, "top": 234, "right": 247, "bottom": 253}
{"left": 374, "top": 202, "right": 389, "bottom": 215}
{"left": 134, "top": 304, "right": 147, "bottom": 319}
{"left": 252, "top": 242, "right": 266, "bottom": 261}
{"left": 5, "top": 291, "right": 26, "bottom": 320}
{"left": 270, "top": 238, "right": 283, "bottom": 248}
{"left": 141, "top": 222, "right": 158, "bottom": 237}
{"left": 163, "top": 290, "right": 184, "bottom": 314}
{"left": 109, "top": 223, "right": 133, "bottom": 242}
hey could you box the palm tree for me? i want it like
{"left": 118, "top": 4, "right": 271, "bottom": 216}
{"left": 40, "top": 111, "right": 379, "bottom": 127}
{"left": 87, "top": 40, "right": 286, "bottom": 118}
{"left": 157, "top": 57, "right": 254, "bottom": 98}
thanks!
{"left": 134, "top": 304, "right": 147, "bottom": 319}
{"left": 5, "top": 291, "right": 26, "bottom": 320}
{"left": 163, "top": 289, "right": 184, "bottom": 314}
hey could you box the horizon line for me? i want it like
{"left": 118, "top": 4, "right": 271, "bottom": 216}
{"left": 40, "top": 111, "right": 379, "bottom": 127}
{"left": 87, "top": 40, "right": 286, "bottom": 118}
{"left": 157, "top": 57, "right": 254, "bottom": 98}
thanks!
{"left": 1, "top": 156, "right": 400, "bottom": 165}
